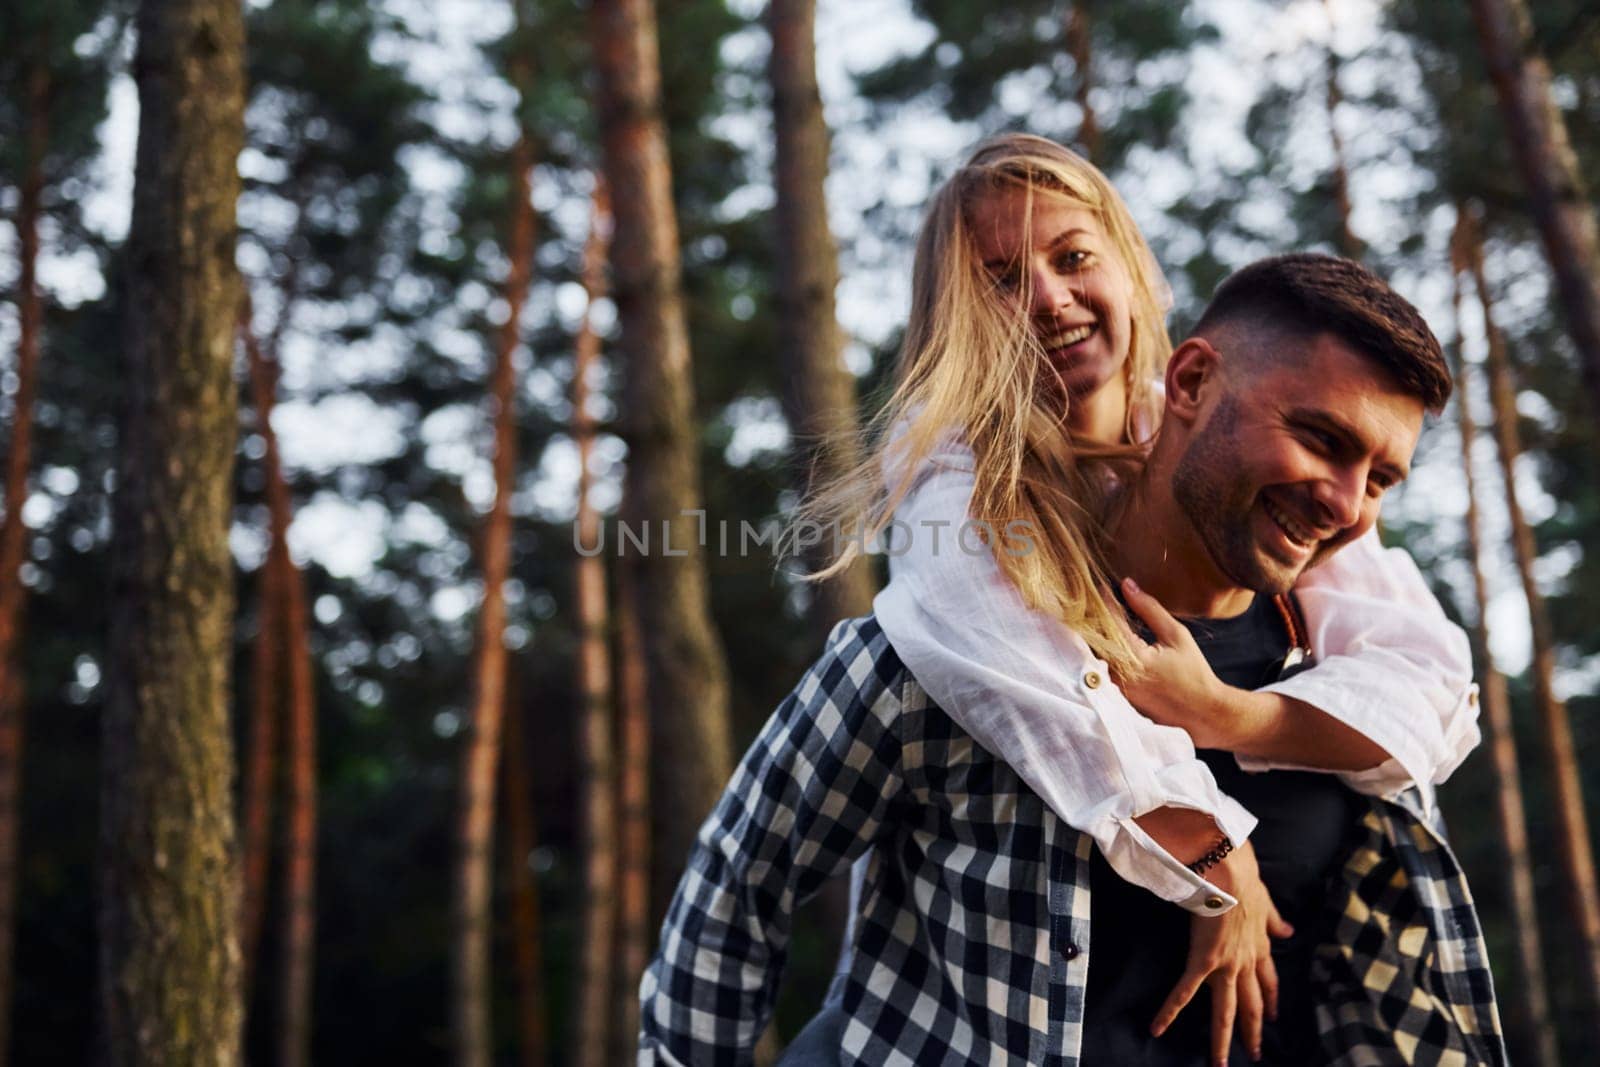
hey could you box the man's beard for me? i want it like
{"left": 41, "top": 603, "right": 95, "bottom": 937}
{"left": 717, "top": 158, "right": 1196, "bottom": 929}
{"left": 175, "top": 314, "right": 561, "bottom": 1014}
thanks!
{"left": 1170, "top": 393, "right": 1325, "bottom": 596}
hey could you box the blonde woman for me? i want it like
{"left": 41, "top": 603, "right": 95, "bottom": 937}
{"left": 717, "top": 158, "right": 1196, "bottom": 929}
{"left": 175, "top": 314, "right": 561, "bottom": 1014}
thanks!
{"left": 640, "top": 136, "right": 1491, "bottom": 1064}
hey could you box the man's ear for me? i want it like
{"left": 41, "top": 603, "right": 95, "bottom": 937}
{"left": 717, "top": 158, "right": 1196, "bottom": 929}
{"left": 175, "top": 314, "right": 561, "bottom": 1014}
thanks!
{"left": 1164, "top": 337, "right": 1219, "bottom": 426}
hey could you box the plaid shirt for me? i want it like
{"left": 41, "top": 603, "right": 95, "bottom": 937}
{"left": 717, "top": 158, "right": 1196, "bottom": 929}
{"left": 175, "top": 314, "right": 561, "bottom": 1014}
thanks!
{"left": 639, "top": 615, "right": 1506, "bottom": 1065}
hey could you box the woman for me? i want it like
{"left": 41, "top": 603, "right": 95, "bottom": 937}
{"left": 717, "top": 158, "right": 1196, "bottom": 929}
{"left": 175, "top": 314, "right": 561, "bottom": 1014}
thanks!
{"left": 786, "top": 133, "right": 1483, "bottom": 1062}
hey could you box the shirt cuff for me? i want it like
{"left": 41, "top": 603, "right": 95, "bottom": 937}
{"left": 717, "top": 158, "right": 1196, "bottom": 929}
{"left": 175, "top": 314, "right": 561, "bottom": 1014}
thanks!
{"left": 1092, "top": 790, "right": 1258, "bottom": 916}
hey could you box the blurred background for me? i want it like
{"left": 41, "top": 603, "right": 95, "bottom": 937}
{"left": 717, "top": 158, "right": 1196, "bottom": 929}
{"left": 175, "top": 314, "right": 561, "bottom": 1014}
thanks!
{"left": 1, "top": 0, "right": 1598, "bottom": 1062}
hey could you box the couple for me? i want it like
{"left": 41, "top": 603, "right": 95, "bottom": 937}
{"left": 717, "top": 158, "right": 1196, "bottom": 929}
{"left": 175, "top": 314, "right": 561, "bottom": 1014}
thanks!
{"left": 639, "top": 134, "right": 1502, "bottom": 1064}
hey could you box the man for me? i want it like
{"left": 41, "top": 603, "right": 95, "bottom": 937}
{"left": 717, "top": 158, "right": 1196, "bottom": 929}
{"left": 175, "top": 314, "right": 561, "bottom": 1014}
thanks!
{"left": 639, "top": 256, "right": 1504, "bottom": 1064}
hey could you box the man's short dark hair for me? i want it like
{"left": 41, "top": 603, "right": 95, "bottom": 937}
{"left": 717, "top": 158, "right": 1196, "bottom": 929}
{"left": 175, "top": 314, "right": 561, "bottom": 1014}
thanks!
{"left": 1192, "top": 253, "right": 1452, "bottom": 412}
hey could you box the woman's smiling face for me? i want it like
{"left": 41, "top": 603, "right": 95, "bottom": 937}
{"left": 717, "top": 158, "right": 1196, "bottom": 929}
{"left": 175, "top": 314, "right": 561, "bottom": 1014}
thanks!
{"left": 968, "top": 187, "right": 1136, "bottom": 418}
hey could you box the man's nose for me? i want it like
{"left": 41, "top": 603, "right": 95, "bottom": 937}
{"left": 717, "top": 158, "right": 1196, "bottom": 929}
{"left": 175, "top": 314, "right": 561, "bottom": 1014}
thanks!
{"left": 1311, "top": 469, "right": 1365, "bottom": 531}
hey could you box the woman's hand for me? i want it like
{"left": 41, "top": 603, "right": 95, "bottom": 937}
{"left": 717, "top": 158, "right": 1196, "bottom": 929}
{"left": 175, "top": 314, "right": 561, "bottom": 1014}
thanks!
{"left": 1118, "top": 577, "right": 1260, "bottom": 750}
{"left": 1150, "top": 842, "right": 1294, "bottom": 1065}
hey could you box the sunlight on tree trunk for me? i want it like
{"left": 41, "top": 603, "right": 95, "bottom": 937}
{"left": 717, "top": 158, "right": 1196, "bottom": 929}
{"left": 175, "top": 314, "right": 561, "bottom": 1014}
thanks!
{"left": 1448, "top": 212, "right": 1557, "bottom": 1067}
{"left": 1461, "top": 206, "right": 1600, "bottom": 1032}
{"left": 572, "top": 182, "right": 618, "bottom": 1067}
{"left": 453, "top": 106, "right": 536, "bottom": 1067}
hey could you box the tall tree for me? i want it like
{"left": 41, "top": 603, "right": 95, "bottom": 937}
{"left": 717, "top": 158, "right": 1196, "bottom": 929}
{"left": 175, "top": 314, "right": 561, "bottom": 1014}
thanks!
{"left": 452, "top": 58, "right": 537, "bottom": 1067}
{"left": 1461, "top": 208, "right": 1600, "bottom": 1028}
{"left": 612, "top": 554, "right": 650, "bottom": 1045}
{"left": 1064, "top": 2, "right": 1098, "bottom": 160}
{"left": 237, "top": 309, "right": 282, "bottom": 999}
{"left": 589, "top": 0, "right": 734, "bottom": 918}
{"left": 500, "top": 662, "right": 548, "bottom": 1067}
{"left": 571, "top": 182, "right": 617, "bottom": 1067}
{"left": 99, "top": 0, "right": 246, "bottom": 1060}
{"left": 0, "top": 6, "right": 113, "bottom": 1049}
{"left": 1449, "top": 214, "right": 1557, "bottom": 1067}
{"left": 766, "top": 0, "right": 874, "bottom": 642}
{"left": 1469, "top": 0, "right": 1600, "bottom": 433}
{"left": 1320, "top": 0, "right": 1362, "bottom": 261}
{"left": 239, "top": 313, "right": 319, "bottom": 1067}
{"left": 0, "top": 57, "right": 46, "bottom": 1061}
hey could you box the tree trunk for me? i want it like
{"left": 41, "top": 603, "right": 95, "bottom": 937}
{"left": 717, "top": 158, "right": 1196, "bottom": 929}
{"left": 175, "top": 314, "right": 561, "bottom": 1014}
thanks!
{"left": 611, "top": 555, "right": 650, "bottom": 1046}
{"left": 1321, "top": 0, "right": 1362, "bottom": 261}
{"left": 571, "top": 182, "right": 618, "bottom": 1067}
{"left": 0, "top": 58, "right": 49, "bottom": 1062}
{"left": 1469, "top": 0, "right": 1600, "bottom": 437}
{"left": 245, "top": 344, "right": 319, "bottom": 1067}
{"left": 100, "top": 0, "right": 246, "bottom": 1061}
{"left": 767, "top": 0, "right": 875, "bottom": 645}
{"left": 1461, "top": 207, "right": 1600, "bottom": 1029}
{"left": 453, "top": 123, "right": 536, "bottom": 1067}
{"left": 1064, "top": 3, "right": 1098, "bottom": 161}
{"left": 589, "top": 0, "right": 735, "bottom": 922}
{"left": 1448, "top": 215, "right": 1557, "bottom": 1067}
{"left": 237, "top": 331, "right": 282, "bottom": 996}
{"left": 500, "top": 661, "right": 548, "bottom": 1067}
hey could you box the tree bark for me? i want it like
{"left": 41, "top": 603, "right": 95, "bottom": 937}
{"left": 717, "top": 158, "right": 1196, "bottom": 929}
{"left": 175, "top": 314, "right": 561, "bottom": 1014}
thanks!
{"left": 589, "top": 0, "right": 734, "bottom": 921}
{"left": 0, "top": 58, "right": 49, "bottom": 1062}
{"left": 571, "top": 182, "right": 618, "bottom": 1067}
{"left": 1469, "top": 0, "right": 1600, "bottom": 437}
{"left": 1461, "top": 207, "right": 1600, "bottom": 1029}
{"left": 1321, "top": 0, "right": 1362, "bottom": 261}
{"left": 453, "top": 122, "right": 536, "bottom": 1067}
{"left": 241, "top": 335, "right": 319, "bottom": 1067}
{"left": 1448, "top": 215, "right": 1556, "bottom": 1067}
{"left": 611, "top": 555, "right": 650, "bottom": 1046}
{"left": 767, "top": 0, "right": 875, "bottom": 645}
{"left": 1064, "top": 3, "right": 1098, "bottom": 161}
{"left": 500, "top": 661, "right": 548, "bottom": 1067}
{"left": 100, "top": 0, "right": 246, "bottom": 1061}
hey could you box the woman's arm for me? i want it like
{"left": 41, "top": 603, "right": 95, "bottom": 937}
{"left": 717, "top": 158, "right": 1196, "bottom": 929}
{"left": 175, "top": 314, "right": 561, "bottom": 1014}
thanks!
{"left": 1250, "top": 528, "right": 1480, "bottom": 810}
{"left": 875, "top": 439, "right": 1258, "bottom": 913}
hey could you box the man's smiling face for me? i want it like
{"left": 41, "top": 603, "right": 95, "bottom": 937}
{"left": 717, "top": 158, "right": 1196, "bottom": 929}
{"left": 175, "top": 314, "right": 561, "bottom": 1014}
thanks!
{"left": 1170, "top": 332, "right": 1424, "bottom": 595}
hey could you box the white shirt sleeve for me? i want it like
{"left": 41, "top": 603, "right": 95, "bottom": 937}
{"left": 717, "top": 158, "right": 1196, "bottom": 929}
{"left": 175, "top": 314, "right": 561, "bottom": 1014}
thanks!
{"left": 873, "top": 437, "right": 1256, "bottom": 915}
{"left": 1250, "top": 526, "right": 1481, "bottom": 815}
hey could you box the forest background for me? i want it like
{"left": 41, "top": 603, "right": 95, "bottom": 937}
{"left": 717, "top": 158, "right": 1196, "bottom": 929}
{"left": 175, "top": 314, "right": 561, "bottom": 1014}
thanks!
{"left": 1, "top": 0, "right": 1599, "bottom": 1063}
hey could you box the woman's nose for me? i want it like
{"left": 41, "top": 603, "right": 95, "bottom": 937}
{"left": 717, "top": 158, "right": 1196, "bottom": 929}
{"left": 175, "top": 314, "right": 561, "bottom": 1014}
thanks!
{"left": 1029, "top": 267, "right": 1074, "bottom": 318}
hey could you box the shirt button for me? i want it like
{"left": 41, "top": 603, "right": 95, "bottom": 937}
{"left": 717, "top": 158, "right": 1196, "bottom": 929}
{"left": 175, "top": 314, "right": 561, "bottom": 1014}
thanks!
{"left": 1062, "top": 942, "right": 1080, "bottom": 961}
{"left": 1204, "top": 896, "right": 1225, "bottom": 911}
{"left": 1469, "top": 690, "right": 1479, "bottom": 706}
{"left": 1084, "top": 671, "right": 1102, "bottom": 689}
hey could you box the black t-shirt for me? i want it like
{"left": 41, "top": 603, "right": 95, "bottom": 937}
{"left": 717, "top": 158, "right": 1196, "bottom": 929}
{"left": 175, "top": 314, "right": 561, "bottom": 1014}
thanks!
{"left": 1079, "top": 594, "right": 1364, "bottom": 1066}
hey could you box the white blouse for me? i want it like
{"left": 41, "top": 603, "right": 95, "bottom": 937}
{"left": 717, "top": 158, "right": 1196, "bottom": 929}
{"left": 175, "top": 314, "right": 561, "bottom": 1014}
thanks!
{"left": 871, "top": 433, "right": 1480, "bottom": 915}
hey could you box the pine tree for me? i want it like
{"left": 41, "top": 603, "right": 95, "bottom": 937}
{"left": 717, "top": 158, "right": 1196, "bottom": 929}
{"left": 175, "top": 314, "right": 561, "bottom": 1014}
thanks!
{"left": 99, "top": 0, "right": 247, "bottom": 1060}
{"left": 590, "top": 0, "right": 735, "bottom": 920}
{"left": 1449, "top": 210, "right": 1557, "bottom": 1066}
{"left": 1461, "top": 208, "right": 1600, "bottom": 1030}
{"left": 766, "top": 0, "right": 874, "bottom": 641}
{"left": 1469, "top": 0, "right": 1600, "bottom": 436}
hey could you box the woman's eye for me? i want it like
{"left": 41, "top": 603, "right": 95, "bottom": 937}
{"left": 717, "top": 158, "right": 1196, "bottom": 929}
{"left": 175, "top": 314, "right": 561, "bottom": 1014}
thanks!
{"left": 1055, "top": 249, "right": 1091, "bottom": 271}
{"left": 990, "top": 270, "right": 1021, "bottom": 293}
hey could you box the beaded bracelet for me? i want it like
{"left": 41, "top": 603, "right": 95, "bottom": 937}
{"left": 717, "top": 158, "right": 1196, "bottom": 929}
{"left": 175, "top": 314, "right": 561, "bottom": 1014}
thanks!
{"left": 1186, "top": 833, "right": 1235, "bottom": 877}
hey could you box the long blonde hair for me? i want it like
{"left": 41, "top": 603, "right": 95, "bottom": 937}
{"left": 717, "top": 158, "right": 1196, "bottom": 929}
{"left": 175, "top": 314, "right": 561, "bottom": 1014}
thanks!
{"left": 791, "top": 133, "right": 1173, "bottom": 674}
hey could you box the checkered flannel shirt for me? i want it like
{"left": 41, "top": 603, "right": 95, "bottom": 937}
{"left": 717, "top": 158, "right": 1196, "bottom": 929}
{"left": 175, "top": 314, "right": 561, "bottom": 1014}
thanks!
{"left": 638, "top": 615, "right": 1506, "bottom": 1065}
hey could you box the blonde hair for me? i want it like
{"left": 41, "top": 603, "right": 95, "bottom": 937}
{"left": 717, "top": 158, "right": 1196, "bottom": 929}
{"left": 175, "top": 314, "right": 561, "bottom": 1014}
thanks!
{"left": 790, "top": 133, "right": 1173, "bottom": 675}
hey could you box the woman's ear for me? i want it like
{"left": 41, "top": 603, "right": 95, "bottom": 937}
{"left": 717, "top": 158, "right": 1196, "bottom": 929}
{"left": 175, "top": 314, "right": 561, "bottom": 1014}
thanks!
{"left": 1163, "top": 337, "right": 1218, "bottom": 425}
